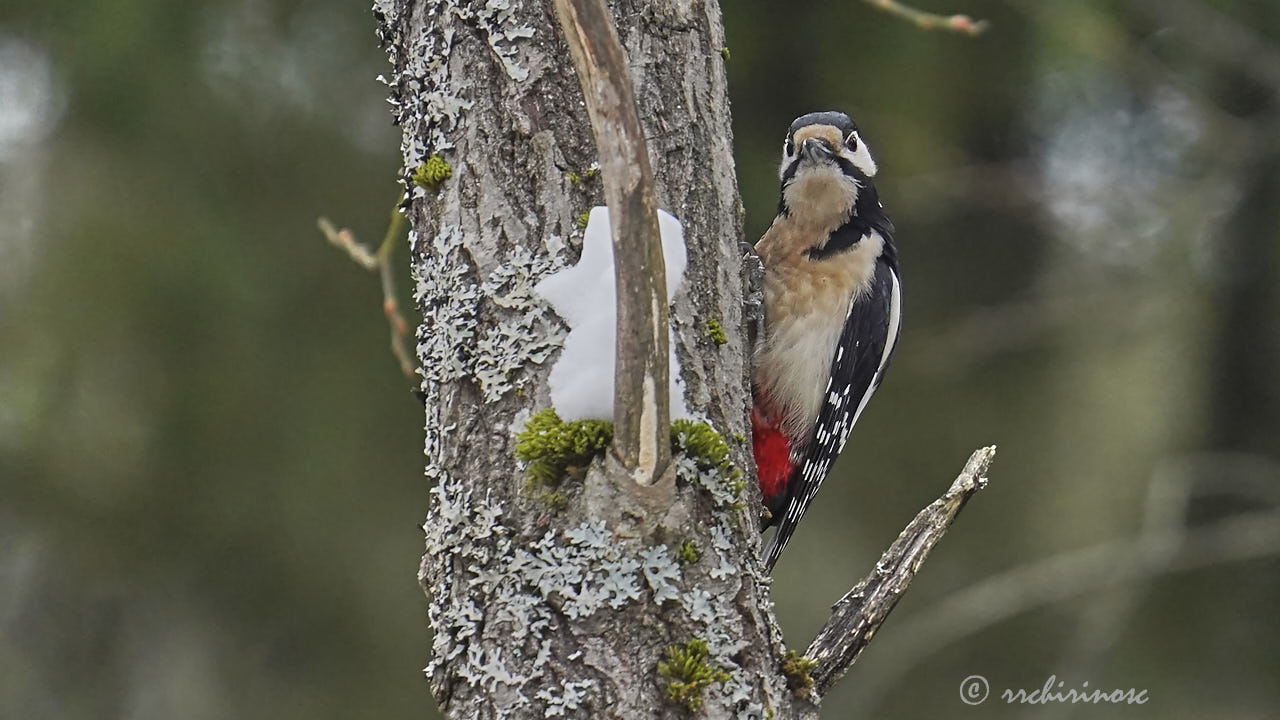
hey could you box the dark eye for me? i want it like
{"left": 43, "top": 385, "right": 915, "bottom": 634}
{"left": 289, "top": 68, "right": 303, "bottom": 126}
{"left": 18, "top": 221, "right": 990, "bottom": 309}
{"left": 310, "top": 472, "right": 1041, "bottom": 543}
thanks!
{"left": 845, "top": 132, "right": 858, "bottom": 150}
{"left": 784, "top": 138, "right": 794, "bottom": 155}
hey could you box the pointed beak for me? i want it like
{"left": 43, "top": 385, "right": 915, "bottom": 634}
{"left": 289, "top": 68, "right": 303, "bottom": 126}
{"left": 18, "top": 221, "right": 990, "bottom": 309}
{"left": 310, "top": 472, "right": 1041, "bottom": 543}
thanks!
{"left": 801, "top": 137, "right": 835, "bottom": 162}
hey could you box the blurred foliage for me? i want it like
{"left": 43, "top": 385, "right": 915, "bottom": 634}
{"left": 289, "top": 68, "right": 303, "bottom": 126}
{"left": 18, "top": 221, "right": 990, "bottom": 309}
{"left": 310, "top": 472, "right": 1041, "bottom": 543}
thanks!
{"left": 1, "top": 0, "right": 1278, "bottom": 718}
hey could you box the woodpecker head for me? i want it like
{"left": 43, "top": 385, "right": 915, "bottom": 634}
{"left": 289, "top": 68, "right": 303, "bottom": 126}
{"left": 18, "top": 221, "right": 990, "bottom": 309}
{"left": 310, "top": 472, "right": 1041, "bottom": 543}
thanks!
{"left": 778, "top": 111, "right": 879, "bottom": 225}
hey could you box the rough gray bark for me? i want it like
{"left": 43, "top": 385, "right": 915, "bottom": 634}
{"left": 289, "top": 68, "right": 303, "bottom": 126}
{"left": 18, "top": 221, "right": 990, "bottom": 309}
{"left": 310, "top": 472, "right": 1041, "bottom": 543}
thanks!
{"left": 376, "top": 0, "right": 796, "bottom": 718}
{"left": 375, "top": 1, "right": 993, "bottom": 717}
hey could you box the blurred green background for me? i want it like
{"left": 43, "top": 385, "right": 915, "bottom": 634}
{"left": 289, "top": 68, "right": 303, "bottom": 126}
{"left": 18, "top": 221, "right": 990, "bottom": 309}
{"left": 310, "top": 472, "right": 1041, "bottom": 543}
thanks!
{"left": 2, "top": 0, "right": 1278, "bottom": 718}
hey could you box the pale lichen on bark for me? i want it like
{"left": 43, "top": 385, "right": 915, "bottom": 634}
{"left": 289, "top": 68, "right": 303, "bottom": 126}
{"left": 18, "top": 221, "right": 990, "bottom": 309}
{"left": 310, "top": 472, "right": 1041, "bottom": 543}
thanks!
{"left": 378, "top": 0, "right": 806, "bottom": 717}
{"left": 379, "top": 1, "right": 995, "bottom": 717}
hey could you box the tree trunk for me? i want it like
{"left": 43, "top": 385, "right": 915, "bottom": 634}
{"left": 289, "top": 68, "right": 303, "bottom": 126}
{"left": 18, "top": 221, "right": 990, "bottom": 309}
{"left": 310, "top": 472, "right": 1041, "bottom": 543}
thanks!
{"left": 376, "top": 0, "right": 809, "bottom": 717}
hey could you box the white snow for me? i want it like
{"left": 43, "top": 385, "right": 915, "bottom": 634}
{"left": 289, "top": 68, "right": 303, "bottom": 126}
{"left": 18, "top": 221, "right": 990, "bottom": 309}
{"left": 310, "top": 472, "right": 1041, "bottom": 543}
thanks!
{"left": 534, "top": 206, "right": 690, "bottom": 421}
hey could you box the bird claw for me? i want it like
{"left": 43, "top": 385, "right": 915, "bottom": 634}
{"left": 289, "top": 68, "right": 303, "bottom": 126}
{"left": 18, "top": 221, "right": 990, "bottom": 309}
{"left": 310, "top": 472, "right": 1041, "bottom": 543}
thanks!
{"left": 741, "top": 242, "right": 765, "bottom": 353}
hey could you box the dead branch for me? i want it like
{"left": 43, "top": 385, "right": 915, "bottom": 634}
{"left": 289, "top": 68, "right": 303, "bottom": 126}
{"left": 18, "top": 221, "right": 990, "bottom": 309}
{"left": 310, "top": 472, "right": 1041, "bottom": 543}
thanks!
{"left": 847, "top": 455, "right": 1280, "bottom": 710}
{"left": 805, "top": 445, "right": 997, "bottom": 696}
{"left": 552, "top": 0, "right": 671, "bottom": 487}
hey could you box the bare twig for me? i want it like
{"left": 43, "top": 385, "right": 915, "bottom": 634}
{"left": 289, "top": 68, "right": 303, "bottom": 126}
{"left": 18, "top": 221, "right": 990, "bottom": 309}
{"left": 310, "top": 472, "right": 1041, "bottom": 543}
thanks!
{"left": 864, "top": 0, "right": 989, "bottom": 36}
{"left": 553, "top": 0, "right": 670, "bottom": 486}
{"left": 805, "top": 446, "right": 996, "bottom": 695}
{"left": 317, "top": 205, "right": 416, "bottom": 379}
{"left": 319, "top": 217, "right": 379, "bottom": 270}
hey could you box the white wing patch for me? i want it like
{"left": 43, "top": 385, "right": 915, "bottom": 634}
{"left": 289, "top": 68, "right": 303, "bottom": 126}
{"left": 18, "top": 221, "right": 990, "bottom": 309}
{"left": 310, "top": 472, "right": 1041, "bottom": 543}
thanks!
{"left": 848, "top": 270, "right": 901, "bottom": 435}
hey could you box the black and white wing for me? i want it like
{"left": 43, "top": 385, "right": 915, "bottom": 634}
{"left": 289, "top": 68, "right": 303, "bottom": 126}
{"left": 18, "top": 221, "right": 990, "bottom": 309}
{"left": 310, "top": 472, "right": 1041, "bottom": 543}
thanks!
{"left": 762, "top": 255, "right": 902, "bottom": 570}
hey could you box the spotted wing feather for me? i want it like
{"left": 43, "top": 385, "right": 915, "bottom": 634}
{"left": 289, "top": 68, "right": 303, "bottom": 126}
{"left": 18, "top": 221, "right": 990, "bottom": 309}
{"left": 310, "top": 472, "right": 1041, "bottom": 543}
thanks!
{"left": 762, "top": 256, "right": 901, "bottom": 570}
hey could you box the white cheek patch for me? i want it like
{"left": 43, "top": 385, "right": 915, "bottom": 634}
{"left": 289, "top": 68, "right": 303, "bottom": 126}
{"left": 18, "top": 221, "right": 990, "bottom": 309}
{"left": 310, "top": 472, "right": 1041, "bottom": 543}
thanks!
{"left": 779, "top": 145, "right": 795, "bottom": 180}
{"left": 843, "top": 131, "right": 878, "bottom": 177}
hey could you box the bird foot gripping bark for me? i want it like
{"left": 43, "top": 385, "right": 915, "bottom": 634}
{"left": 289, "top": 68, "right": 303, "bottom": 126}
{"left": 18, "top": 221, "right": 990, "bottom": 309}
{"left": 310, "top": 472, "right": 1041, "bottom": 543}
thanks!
{"left": 741, "top": 241, "right": 765, "bottom": 355}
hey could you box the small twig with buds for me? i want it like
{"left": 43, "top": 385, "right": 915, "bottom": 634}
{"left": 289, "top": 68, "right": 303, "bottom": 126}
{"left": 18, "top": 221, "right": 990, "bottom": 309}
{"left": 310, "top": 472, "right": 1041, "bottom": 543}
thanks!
{"left": 317, "top": 205, "right": 417, "bottom": 379}
{"left": 864, "top": 0, "right": 989, "bottom": 35}
{"left": 805, "top": 445, "right": 997, "bottom": 696}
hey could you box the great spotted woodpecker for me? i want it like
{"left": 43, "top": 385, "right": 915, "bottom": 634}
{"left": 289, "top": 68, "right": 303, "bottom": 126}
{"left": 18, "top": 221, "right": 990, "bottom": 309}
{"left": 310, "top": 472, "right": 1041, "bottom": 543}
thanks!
{"left": 752, "top": 111, "right": 902, "bottom": 570}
